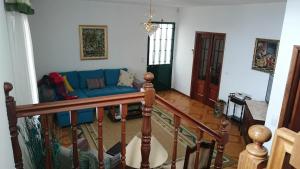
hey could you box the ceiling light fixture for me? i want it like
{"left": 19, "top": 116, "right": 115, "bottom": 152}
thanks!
{"left": 144, "top": 0, "right": 158, "bottom": 36}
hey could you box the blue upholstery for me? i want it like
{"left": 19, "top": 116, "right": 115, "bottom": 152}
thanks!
{"left": 78, "top": 69, "right": 104, "bottom": 89}
{"left": 83, "top": 86, "right": 138, "bottom": 97}
{"left": 61, "top": 71, "right": 80, "bottom": 89}
{"left": 104, "top": 69, "right": 120, "bottom": 86}
{"left": 55, "top": 68, "right": 138, "bottom": 127}
{"left": 69, "top": 89, "right": 88, "bottom": 98}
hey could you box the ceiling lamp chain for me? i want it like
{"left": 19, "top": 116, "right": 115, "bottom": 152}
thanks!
{"left": 144, "top": 0, "right": 159, "bottom": 36}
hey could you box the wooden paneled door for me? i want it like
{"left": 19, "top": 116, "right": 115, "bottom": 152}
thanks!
{"left": 190, "top": 32, "right": 226, "bottom": 107}
{"left": 279, "top": 46, "right": 300, "bottom": 132}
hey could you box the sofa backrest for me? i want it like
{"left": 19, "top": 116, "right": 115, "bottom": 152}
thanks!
{"left": 104, "top": 69, "right": 120, "bottom": 87}
{"left": 60, "top": 71, "right": 80, "bottom": 89}
{"left": 78, "top": 69, "right": 105, "bottom": 89}
{"left": 61, "top": 68, "right": 126, "bottom": 89}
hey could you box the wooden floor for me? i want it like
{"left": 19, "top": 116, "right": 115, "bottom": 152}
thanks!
{"left": 158, "top": 90, "right": 245, "bottom": 168}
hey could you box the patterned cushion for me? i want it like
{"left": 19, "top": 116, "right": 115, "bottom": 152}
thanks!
{"left": 86, "top": 78, "right": 105, "bottom": 90}
{"left": 117, "top": 70, "right": 134, "bottom": 87}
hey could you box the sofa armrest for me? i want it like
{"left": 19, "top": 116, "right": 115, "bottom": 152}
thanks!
{"left": 132, "top": 78, "right": 144, "bottom": 91}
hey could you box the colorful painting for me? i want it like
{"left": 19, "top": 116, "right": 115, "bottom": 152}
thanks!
{"left": 252, "top": 38, "right": 279, "bottom": 73}
{"left": 79, "top": 25, "right": 108, "bottom": 60}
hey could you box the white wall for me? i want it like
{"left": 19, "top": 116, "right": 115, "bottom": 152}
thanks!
{"left": 29, "top": 0, "right": 178, "bottom": 80}
{"left": 1, "top": 3, "right": 39, "bottom": 169}
{"left": 0, "top": 2, "right": 16, "bottom": 168}
{"left": 174, "top": 3, "right": 286, "bottom": 102}
{"left": 265, "top": 0, "right": 300, "bottom": 150}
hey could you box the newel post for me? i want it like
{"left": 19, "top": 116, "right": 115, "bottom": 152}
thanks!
{"left": 237, "top": 125, "right": 272, "bottom": 169}
{"left": 140, "top": 72, "right": 155, "bottom": 169}
{"left": 215, "top": 120, "right": 230, "bottom": 169}
{"left": 4, "top": 82, "right": 24, "bottom": 169}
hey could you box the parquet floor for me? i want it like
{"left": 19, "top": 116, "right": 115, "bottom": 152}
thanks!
{"left": 158, "top": 90, "right": 245, "bottom": 169}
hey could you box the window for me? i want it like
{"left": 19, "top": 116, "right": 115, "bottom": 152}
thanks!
{"left": 148, "top": 23, "right": 175, "bottom": 65}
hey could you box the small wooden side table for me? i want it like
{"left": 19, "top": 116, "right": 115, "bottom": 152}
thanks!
{"left": 225, "top": 93, "right": 251, "bottom": 132}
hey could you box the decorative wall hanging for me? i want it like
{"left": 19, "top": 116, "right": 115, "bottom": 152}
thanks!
{"left": 79, "top": 25, "right": 108, "bottom": 60}
{"left": 252, "top": 38, "right": 279, "bottom": 73}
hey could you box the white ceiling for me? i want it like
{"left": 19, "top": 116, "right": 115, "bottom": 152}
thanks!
{"left": 84, "top": 0, "right": 286, "bottom": 7}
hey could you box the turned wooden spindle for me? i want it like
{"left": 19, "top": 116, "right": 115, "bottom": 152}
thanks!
{"left": 97, "top": 107, "right": 105, "bottom": 169}
{"left": 140, "top": 72, "right": 155, "bottom": 169}
{"left": 4, "top": 82, "right": 24, "bottom": 169}
{"left": 171, "top": 115, "right": 181, "bottom": 169}
{"left": 121, "top": 104, "right": 128, "bottom": 169}
{"left": 71, "top": 111, "right": 79, "bottom": 169}
{"left": 237, "top": 125, "right": 272, "bottom": 169}
{"left": 214, "top": 119, "right": 230, "bottom": 169}
{"left": 41, "top": 115, "right": 52, "bottom": 169}
{"left": 194, "top": 130, "right": 204, "bottom": 169}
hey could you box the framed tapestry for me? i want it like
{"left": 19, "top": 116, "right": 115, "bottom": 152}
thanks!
{"left": 79, "top": 25, "right": 108, "bottom": 60}
{"left": 252, "top": 38, "right": 279, "bottom": 73}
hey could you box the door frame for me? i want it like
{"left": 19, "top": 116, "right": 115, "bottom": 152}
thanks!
{"left": 190, "top": 31, "right": 226, "bottom": 105}
{"left": 278, "top": 45, "right": 300, "bottom": 130}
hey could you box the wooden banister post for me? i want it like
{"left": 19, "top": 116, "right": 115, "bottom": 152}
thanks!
{"left": 237, "top": 125, "right": 272, "bottom": 169}
{"left": 140, "top": 72, "right": 155, "bottom": 169}
{"left": 214, "top": 120, "right": 230, "bottom": 169}
{"left": 4, "top": 82, "right": 24, "bottom": 169}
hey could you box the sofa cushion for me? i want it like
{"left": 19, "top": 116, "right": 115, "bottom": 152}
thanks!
{"left": 86, "top": 78, "right": 105, "bottom": 90}
{"left": 60, "top": 71, "right": 80, "bottom": 89}
{"left": 104, "top": 69, "right": 120, "bottom": 86}
{"left": 83, "top": 86, "right": 138, "bottom": 97}
{"left": 78, "top": 69, "right": 104, "bottom": 89}
{"left": 118, "top": 69, "right": 134, "bottom": 87}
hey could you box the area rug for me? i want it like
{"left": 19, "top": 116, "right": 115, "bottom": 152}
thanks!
{"left": 53, "top": 105, "right": 236, "bottom": 168}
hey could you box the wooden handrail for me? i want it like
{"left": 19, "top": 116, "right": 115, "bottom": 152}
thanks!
{"left": 4, "top": 72, "right": 229, "bottom": 169}
{"left": 16, "top": 92, "right": 144, "bottom": 117}
{"left": 155, "top": 94, "right": 223, "bottom": 141}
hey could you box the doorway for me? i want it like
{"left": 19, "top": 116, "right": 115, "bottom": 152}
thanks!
{"left": 190, "top": 32, "right": 226, "bottom": 107}
{"left": 279, "top": 46, "right": 300, "bottom": 132}
{"left": 147, "top": 22, "right": 175, "bottom": 91}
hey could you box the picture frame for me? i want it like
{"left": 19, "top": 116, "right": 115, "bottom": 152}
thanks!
{"left": 79, "top": 25, "right": 108, "bottom": 60}
{"left": 252, "top": 38, "right": 279, "bottom": 73}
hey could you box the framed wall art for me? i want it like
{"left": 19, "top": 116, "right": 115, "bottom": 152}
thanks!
{"left": 252, "top": 38, "right": 279, "bottom": 73}
{"left": 79, "top": 25, "right": 108, "bottom": 60}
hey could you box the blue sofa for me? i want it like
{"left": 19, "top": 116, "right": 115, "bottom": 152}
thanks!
{"left": 56, "top": 68, "right": 139, "bottom": 127}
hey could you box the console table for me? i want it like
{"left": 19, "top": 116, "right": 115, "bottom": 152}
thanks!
{"left": 242, "top": 100, "right": 268, "bottom": 144}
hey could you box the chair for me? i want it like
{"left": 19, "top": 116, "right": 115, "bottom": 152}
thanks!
{"left": 183, "top": 140, "right": 216, "bottom": 169}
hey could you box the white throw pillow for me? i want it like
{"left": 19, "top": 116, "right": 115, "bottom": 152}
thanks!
{"left": 118, "top": 70, "right": 134, "bottom": 87}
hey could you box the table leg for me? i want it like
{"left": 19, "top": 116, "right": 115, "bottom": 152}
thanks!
{"left": 226, "top": 98, "right": 230, "bottom": 119}
{"left": 239, "top": 105, "right": 245, "bottom": 134}
{"left": 233, "top": 103, "right": 236, "bottom": 118}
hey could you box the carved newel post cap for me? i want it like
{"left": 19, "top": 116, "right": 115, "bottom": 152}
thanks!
{"left": 4, "top": 82, "right": 13, "bottom": 97}
{"left": 246, "top": 125, "right": 272, "bottom": 158}
{"left": 144, "top": 72, "right": 154, "bottom": 82}
{"left": 248, "top": 125, "right": 272, "bottom": 144}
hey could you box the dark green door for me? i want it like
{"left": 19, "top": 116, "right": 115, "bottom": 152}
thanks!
{"left": 147, "top": 22, "right": 175, "bottom": 91}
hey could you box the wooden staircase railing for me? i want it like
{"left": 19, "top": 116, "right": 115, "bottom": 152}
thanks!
{"left": 4, "top": 72, "right": 229, "bottom": 169}
{"left": 237, "top": 125, "right": 300, "bottom": 169}
{"left": 155, "top": 95, "right": 230, "bottom": 169}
